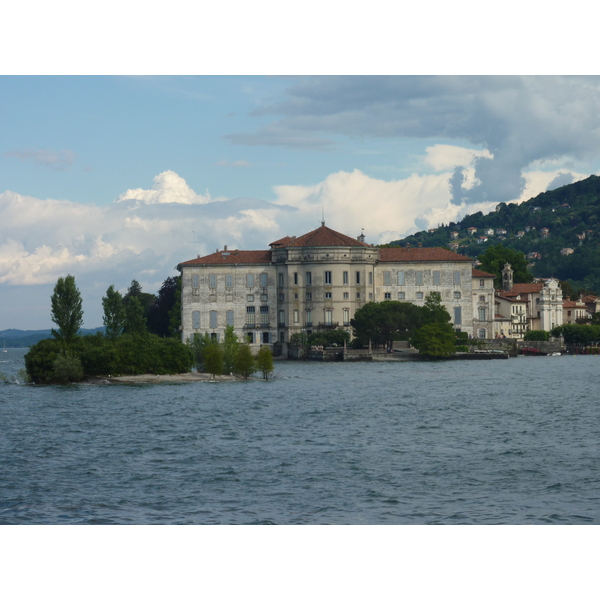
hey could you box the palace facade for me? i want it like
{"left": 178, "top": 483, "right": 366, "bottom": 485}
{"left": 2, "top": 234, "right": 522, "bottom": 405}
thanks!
{"left": 177, "top": 224, "right": 496, "bottom": 346}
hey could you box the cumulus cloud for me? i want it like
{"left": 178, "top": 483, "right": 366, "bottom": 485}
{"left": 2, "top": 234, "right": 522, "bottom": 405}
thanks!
{"left": 424, "top": 145, "right": 492, "bottom": 172}
{"left": 3, "top": 148, "right": 76, "bottom": 170}
{"left": 0, "top": 165, "right": 590, "bottom": 328}
{"left": 225, "top": 76, "right": 600, "bottom": 205}
{"left": 116, "top": 170, "right": 214, "bottom": 204}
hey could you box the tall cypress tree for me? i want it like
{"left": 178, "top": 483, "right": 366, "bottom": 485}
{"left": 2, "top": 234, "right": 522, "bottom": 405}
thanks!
{"left": 50, "top": 274, "right": 84, "bottom": 344}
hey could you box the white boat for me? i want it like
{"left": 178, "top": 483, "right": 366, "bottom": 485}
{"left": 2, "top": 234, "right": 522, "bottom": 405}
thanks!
{"left": 2, "top": 341, "right": 6, "bottom": 353}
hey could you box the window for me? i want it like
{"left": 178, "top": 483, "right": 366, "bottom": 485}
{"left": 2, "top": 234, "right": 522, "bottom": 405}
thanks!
{"left": 278, "top": 273, "right": 284, "bottom": 287}
{"left": 433, "top": 271, "right": 440, "bottom": 285}
{"left": 306, "top": 271, "right": 312, "bottom": 286}
{"left": 479, "top": 278, "right": 485, "bottom": 288}
{"left": 369, "top": 293, "right": 373, "bottom": 300}
{"left": 343, "top": 309, "right": 350, "bottom": 325}
{"left": 209, "top": 274, "right": 217, "bottom": 289}
{"left": 192, "top": 311, "right": 200, "bottom": 329}
{"left": 453, "top": 291, "right": 461, "bottom": 299}
{"left": 383, "top": 271, "right": 391, "bottom": 286}
{"left": 384, "top": 292, "right": 391, "bottom": 299}
{"left": 278, "top": 310, "right": 285, "bottom": 325}
{"left": 479, "top": 295, "right": 485, "bottom": 302}
{"left": 225, "top": 274, "right": 233, "bottom": 288}
{"left": 192, "top": 274, "right": 199, "bottom": 288}
{"left": 343, "top": 271, "right": 349, "bottom": 284}
{"left": 260, "top": 273, "right": 268, "bottom": 288}
{"left": 325, "top": 271, "right": 332, "bottom": 284}
{"left": 416, "top": 292, "right": 424, "bottom": 300}
{"left": 211, "top": 332, "right": 219, "bottom": 342}
{"left": 479, "top": 328, "right": 487, "bottom": 339}
{"left": 325, "top": 309, "right": 333, "bottom": 324}
{"left": 262, "top": 332, "right": 269, "bottom": 344}
{"left": 453, "top": 271, "right": 461, "bottom": 285}
{"left": 416, "top": 271, "right": 423, "bottom": 286}
{"left": 279, "top": 293, "right": 285, "bottom": 301}
{"left": 454, "top": 307, "right": 462, "bottom": 325}
{"left": 325, "top": 292, "right": 332, "bottom": 299}
{"left": 397, "top": 271, "right": 405, "bottom": 286}
{"left": 398, "top": 292, "right": 405, "bottom": 300}
{"left": 209, "top": 310, "right": 218, "bottom": 329}
{"left": 343, "top": 292, "right": 349, "bottom": 299}
{"left": 356, "top": 271, "right": 361, "bottom": 285}
{"left": 368, "top": 272, "right": 373, "bottom": 285}
{"left": 306, "top": 292, "right": 312, "bottom": 300}
{"left": 260, "top": 293, "right": 268, "bottom": 302}
{"left": 306, "top": 309, "right": 312, "bottom": 325}
{"left": 226, "top": 310, "right": 234, "bottom": 327}
{"left": 479, "top": 307, "right": 486, "bottom": 321}
{"left": 293, "top": 309, "right": 299, "bottom": 324}
{"left": 246, "top": 306, "right": 255, "bottom": 325}
{"left": 247, "top": 332, "right": 254, "bottom": 344}
{"left": 293, "top": 272, "right": 298, "bottom": 285}
{"left": 294, "top": 293, "right": 298, "bottom": 300}
{"left": 356, "top": 292, "right": 361, "bottom": 299}
{"left": 246, "top": 274, "right": 254, "bottom": 288}
{"left": 247, "top": 294, "right": 254, "bottom": 302}
{"left": 260, "top": 306, "right": 269, "bottom": 325}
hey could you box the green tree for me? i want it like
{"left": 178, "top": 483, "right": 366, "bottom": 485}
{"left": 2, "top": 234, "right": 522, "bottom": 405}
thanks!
{"left": 477, "top": 245, "right": 534, "bottom": 289}
{"left": 410, "top": 322, "right": 456, "bottom": 358}
{"left": 222, "top": 325, "right": 240, "bottom": 374}
{"left": 147, "top": 276, "right": 180, "bottom": 337}
{"left": 52, "top": 349, "right": 84, "bottom": 383}
{"left": 422, "top": 291, "right": 452, "bottom": 325}
{"left": 124, "top": 296, "right": 146, "bottom": 335}
{"left": 50, "top": 274, "right": 84, "bottom": 343}
{"left": 102, "top": 284, "right": 126, "bottom": 340}
{"left": 255, "top": 345, "right": 274, "bottom": 381}
{"left": 203, "top": 342, "right": 224, "bottom": 377}
{"left": 524, "top": 330, "right": 550, "bottom": 341}
{"left": 234, "top": 343, "right": 256, "bottom": 379}
{"left": 351, "top": 301, "right": 423, "bottom": 349}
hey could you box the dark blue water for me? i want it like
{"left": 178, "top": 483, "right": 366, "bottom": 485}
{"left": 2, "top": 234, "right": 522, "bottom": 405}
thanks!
{"left": 1, "top": 349, "right": 599, "bottom": 524}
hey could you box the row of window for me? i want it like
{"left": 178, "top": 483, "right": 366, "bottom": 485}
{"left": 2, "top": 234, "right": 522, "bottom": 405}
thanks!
{"left": 192, "top": 269, "right": 469, "bottom": 289}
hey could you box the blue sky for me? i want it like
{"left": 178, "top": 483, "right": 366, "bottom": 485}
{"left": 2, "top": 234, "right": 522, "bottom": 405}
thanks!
{"left": 3, "top": 75, "right": 600, "bottom": 330}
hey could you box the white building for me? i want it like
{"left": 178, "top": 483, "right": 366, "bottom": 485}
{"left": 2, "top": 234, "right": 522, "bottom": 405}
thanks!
{"left": 177, "top": 224, "right": 495, "bottom": 347}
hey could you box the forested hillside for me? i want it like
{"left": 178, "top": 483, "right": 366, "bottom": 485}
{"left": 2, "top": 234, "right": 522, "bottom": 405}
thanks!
{"left": 391, "top": 175, "right": 600, "bottom": 293}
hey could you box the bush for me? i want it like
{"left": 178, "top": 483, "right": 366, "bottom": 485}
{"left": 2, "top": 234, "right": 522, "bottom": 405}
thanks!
{"left": 524, "top": 330, "right": 550, "bottom": 341}
{"left": 53, "top": 350, "right": 84, "bottom": 383}
{"left": 234, "top": 344, "right": 256, "bottom": 379}
{"left": 255, "top": 345, "right": 274, "bottom": 380}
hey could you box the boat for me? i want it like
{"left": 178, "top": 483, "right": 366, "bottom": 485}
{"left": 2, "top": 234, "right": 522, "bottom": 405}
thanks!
{"left": 2, "top": 341, "right": 6, "bottom": 353}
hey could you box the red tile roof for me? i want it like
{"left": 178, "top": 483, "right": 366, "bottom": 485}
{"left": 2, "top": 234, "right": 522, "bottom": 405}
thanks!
{"left": 497, "top": 282, "right": 544, "bottom": 297}
{"left": 178, "top": 249, "right": 272, "bottom": 268}
{"left": 472, "top": 268, "right": 495, "bottom": 278}
{"left": 269, "top": 236, "right": 295, "bottom": 248}
{"left": 282, "top": 225, "right": 370, "bottom": 248}
{"left": 379, "top": 247, "right": 473, "bottom": 263}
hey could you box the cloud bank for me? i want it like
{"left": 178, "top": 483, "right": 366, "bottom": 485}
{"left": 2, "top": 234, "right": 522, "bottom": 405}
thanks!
{"left": 226, "top": 76, "right": 600, "bottom": 206}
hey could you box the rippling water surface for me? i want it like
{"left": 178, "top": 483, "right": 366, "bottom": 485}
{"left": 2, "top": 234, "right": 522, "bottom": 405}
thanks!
{"left": 1, "top": 349, "right": 599, "bottom": 524}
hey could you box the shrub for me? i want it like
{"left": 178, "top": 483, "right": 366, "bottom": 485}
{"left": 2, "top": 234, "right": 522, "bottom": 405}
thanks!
{"left": 234, "top": 344, "right": 256, "bottom": 379}
{"left": 524, "top": 330, "right": 550, "bottom": 341}
{"left": 53, "top": 350, "right": 84, "bottom": 383}
{"left": 255, "top": 345, "right": 274, "bottom": 380}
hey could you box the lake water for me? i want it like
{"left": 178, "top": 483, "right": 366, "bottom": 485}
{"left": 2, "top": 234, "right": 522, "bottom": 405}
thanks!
{"left": 1, "top": 348, "right": 599, "bottom": 524}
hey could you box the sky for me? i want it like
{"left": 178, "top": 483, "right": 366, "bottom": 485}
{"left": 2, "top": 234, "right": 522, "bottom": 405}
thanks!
{"left": 3, "top": 75, "right": 600, "bottom": 330}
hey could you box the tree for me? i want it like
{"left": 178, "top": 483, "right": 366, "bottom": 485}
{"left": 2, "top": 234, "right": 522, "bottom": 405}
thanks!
{"left": 410, "top": 322, "right": 456, "bottom": 358}
{"left": 123, "top": 279, "right": 157, "bottom": 326}
{"left": 351, "top": 301, "right": 423, "bottom": 349}
{"left": 102, "top": 285, "right": 126, "bottom": 340}
{"left": 51, "top": 274, "right": 84, "bottom": 343}
{"left": 234, "top": 343, "right": 256, "bottom": 379}
{"left": 477, "top": 245, "right": 534, "bottom": 289}
{"left": 203, "top": 342, "right": 224, "bottom": 377}
{"left": 422, "top": 292, "right": 451, "bottom": 325}
{"left": 222, "top": 325, "right": 240, "bottom": 374}
{"left": 255, "top": 345, "right": 274, "bottom": 381}
{"left": 147, "top": 276, "right": 180, "bottom": 337}
{"left": 124, "top": 296, "right": 147, "bottom": 335}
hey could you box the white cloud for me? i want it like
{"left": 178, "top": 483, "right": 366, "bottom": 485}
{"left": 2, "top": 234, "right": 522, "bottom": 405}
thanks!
{"left": 0, "top": 166, "right": 593, "bottom": 328}
{"left": 424, "top": 144, "right": 493, "bottom": 172}
{"left": 116, "top": 170, "right": 214, "bottom": 204}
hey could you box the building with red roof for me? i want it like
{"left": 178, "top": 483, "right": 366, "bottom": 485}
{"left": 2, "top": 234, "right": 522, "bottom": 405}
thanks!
{"left": 177, "top": 223, "right": 497, "bottom": 345}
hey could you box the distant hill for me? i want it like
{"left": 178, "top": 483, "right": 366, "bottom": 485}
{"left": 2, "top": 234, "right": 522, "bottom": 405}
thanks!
{"left": 0, "top": 328, "right": 105, "bottom": 348}
{"left": 389, "top": 174, "right": 600, "bottom": 293}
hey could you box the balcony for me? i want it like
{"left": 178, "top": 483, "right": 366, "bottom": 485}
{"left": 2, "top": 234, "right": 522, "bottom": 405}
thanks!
{"left": 318, "top": 321, "right": 340, "bottom": 329}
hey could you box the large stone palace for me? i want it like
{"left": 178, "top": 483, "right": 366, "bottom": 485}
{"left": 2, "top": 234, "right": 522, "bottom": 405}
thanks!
{"left": 176, "top": 223, "right": 497, "bottom": 346}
